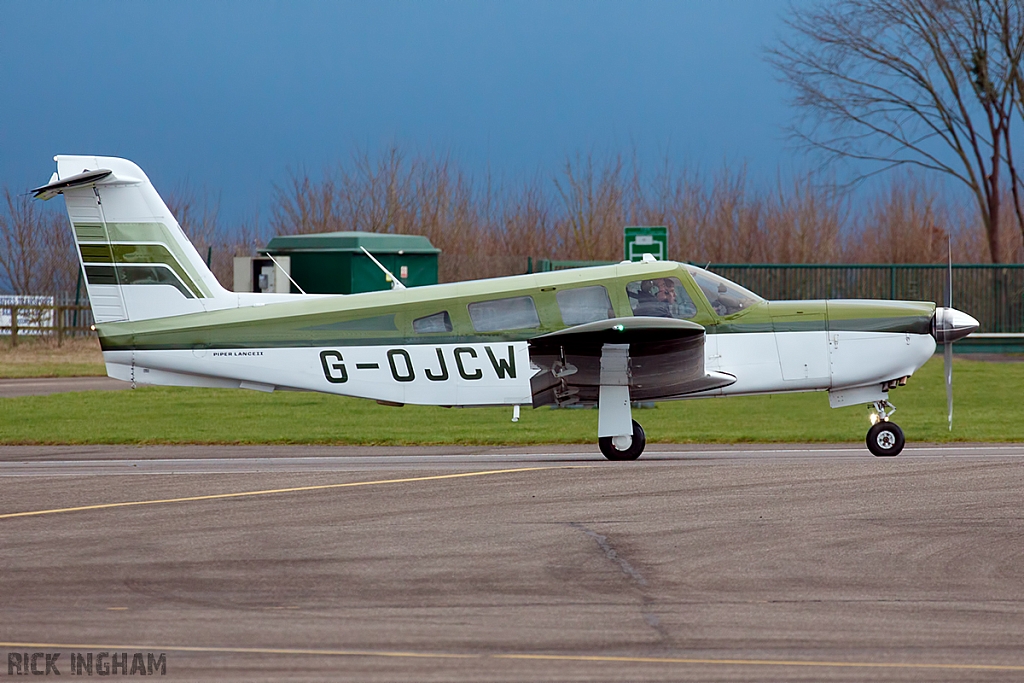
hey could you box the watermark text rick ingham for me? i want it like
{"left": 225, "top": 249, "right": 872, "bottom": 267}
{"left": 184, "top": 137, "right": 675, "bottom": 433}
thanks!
{"left": 7, "top": 651, "right": 167, "bottom": 676}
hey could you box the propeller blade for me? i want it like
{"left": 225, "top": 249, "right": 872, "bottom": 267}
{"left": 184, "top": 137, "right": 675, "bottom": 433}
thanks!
{"left": 945, "top": 340, "right": 953, "bottom": 431}
{"left": 944, "top": 237, "right": 953, "bottom": 430}
{"left": 945, "top": 237, "right": 952, "bottom": 309}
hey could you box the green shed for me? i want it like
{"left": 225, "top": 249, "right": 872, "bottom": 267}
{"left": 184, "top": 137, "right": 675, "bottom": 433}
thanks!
{"left": 262, "top": 232, "right": 440, "bottom": 294}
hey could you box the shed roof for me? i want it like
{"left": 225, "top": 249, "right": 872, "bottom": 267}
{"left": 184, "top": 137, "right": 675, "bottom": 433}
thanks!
{"left": 264, "top": 231, "right": 440, "bottom": 254}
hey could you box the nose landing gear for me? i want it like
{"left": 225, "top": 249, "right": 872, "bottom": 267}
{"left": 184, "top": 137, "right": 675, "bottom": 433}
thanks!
{"left": 866, "top": 400, "right": 904, "bottom": 457}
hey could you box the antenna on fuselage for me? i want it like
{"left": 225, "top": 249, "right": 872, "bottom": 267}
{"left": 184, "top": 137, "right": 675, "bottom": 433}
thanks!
{"left": 265, "top": 253, "right": 307, "bottom": 295}
{"left": 359, "top": 246, "right": 407, "bottom": 290}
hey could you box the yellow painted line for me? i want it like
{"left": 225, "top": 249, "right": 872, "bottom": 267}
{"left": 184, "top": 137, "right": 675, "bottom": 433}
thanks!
{"left": 493, "top": 653, "right": 1024, "bottom": 671}
{"left": 0, "top": 467, "right": 577, "bottom": 521}
{"left": 0, "top": 642, "right": 471, "bottom": 661}
{"left": 0, "top": 642, "right": 1022, "bottom": 672}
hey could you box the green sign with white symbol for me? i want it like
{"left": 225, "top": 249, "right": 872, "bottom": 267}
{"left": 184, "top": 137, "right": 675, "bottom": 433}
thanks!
{"left": 624, "top": 226, "right": 668, "bottom": 261}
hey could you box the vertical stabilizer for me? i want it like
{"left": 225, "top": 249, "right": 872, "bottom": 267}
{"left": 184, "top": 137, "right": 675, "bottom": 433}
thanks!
{"left": 35, "top": 156, "right": 233, "bottom": 322}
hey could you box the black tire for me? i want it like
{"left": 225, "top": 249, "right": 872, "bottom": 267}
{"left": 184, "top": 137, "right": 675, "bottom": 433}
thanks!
{"left": 866, "top": 421, "right": 905, "bottom": 457}
{"left": 599, "top": 420, "right": 646, "bottom": 461}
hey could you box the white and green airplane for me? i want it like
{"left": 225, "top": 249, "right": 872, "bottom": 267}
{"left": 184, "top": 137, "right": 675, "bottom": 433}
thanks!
{"left": 34, "top": 156, "right": 979, "bottom": 459}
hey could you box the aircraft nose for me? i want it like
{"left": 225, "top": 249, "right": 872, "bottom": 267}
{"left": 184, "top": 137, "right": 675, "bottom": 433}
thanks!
{"left": 932, "top": 307, "right": 980, "bottom": 344}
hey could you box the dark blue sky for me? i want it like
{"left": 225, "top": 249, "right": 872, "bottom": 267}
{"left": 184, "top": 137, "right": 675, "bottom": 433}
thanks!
{"left": 1, "top": 1, "right": 799, "bottom": 224}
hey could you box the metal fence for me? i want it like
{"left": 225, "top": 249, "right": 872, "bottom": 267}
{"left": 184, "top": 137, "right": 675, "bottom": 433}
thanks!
{"left": 528, "top": 260, "right": 1024, "bottom": 334}
{"left": 0, "top": 296, "right": 96, "bottom": 346}
{"left": 529, "top": 258, "right": 611, "bottom": 273}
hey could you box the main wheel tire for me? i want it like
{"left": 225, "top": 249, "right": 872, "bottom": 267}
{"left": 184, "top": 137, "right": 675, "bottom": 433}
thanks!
{"left": 599, "top": 420, "right": 646, "bottom": 461}
{"left": 866, "top": 421, "right": 905, "bottom": 457}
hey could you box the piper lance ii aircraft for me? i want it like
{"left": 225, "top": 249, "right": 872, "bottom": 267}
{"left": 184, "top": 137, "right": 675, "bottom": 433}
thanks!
{"left": 35, "top": 156, "right": 980, "bottom": 459}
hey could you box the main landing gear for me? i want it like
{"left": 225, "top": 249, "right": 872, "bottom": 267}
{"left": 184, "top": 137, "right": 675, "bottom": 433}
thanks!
{"left": 596, "top": 344, "right": 646, "bottom": 461}
{"left": 599, "top": 419, "right": 646, "bottom": 461}
{"left": 866, "top": 400, "right": 905, "bottom": 457}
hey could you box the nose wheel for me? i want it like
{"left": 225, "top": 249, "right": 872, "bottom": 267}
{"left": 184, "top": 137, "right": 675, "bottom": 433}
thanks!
{"left": 865, "top": 399, "right": 904, "bottom": 457}
{"left": 866, "top": 420, "right": 904, "bottom": 457}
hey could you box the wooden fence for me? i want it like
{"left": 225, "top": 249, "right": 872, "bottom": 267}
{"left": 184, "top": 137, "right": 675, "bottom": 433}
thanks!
{"left": 0, "top": 302, "right": 96, "bottom": 346}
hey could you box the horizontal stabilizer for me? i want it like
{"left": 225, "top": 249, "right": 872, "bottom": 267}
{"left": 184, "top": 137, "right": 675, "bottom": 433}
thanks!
{"left": 32, "top": 168, "right": 113, "bottom": 200}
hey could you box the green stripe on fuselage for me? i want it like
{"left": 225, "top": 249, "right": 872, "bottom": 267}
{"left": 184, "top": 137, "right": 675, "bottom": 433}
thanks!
{"left": 825, "top": 300, "right": 934, "bottom": 335}
{"left": 712, "top": 316, "right": 932, "bottom": 335}
{"left": 831, "top": 316, "right": 932, "bottom": 334}
{"left": 709, "top": 300, "right": 933, "bottom": 335}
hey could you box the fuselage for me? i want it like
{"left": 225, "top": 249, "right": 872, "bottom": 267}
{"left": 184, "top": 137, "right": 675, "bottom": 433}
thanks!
{"left": 97, "top": 260, "right": 938, "bottom": 407}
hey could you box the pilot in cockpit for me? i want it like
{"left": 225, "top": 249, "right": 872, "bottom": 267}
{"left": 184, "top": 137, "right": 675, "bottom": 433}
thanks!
{"left": 628, "top": 277, "right": 698, "bottom": 319}
{"left": 633, "top": 278, "right": 681, "bottom": 317}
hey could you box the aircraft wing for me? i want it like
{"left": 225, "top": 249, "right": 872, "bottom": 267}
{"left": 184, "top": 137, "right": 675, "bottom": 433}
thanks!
{"left": 528, "top": 316, "right": 736, "bottom": 407}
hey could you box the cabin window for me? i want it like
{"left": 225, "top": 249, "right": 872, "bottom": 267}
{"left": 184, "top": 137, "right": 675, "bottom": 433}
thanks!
{"left": 685, "top": 267, "right": 763, "bottom": 316}
{"left": 468, "top": 296, "right": 540, "bottom": 332}
{"left": 626, "top": 277, "right": 698, "bottom": 319}
{"left": 556, "top": 286, "right": 614, "bottom": 326}
{"left": 413, "top": 311, "right": 453, "bottom": 333}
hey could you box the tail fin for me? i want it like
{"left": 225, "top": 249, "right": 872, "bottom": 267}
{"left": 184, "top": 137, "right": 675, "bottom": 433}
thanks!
{"left": 34, "top": 156, "right": 232, "bottom": 322}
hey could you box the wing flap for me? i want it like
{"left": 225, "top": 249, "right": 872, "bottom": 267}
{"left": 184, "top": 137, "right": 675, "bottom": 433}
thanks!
{"left": 528, "top": 317, "right": 736, "bottom": 406}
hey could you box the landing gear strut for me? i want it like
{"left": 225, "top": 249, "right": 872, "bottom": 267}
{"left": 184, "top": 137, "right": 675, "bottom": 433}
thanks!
{"left": 596, "top": 343, "right": 646, "bottom": 461}
{"left": 866, "top": 400, "right": 904, "bottom": 457}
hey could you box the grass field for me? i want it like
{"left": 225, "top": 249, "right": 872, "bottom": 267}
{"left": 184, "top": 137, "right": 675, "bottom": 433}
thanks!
{"left": 0, "top": 337, "right": 105, "bottom": 378}
{"left": 0, "top": 356, "right": 1020, "bottom": 445}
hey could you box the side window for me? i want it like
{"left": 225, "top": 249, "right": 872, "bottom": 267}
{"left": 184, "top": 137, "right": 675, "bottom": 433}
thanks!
{"left": 626, "top": 277, "right": 698, "bottom": 320}
{"left": 468, "top": 296, "right": 540, "bottom": 332}
{"left": 556, "top": 286, "right": 614, "bottom": 326}
{"left": 413, "top": 311, "right": 453, "bottom": 333}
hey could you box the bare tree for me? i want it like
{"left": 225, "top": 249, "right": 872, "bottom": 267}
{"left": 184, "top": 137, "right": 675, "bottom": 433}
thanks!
{"left": 554, "top": 153, "right": 625, "bottom": 260}
{"left": 260, "top": 143, "right": 1012, "bottom": 279}
{"left": 270, "top": 170, "right": 342, "bottom": 235}
{"left": 0, "top": 188, "right": 78, "bottom": 296}
{"left": 165, "top": 181, "right": 222, "bottom": 271}
{"left": 770, "top": 0, "right": 1024, "bottom": 262}
{"left": 341, "top": 146, "right": 416, "bottom": 234}
{"left": 997, "top": 1, "right": 1024, "bottom": 238}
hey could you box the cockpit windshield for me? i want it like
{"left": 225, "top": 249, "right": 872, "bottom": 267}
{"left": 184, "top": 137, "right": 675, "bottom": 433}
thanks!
{"left": 684, "top": 267, "right": 763, "bottom": 316}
